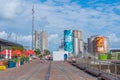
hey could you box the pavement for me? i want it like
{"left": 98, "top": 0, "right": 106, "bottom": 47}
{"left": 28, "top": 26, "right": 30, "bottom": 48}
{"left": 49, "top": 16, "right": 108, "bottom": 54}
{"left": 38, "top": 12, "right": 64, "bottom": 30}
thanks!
{"left": 0, "top": 59, "right": 98, "bottom": 80}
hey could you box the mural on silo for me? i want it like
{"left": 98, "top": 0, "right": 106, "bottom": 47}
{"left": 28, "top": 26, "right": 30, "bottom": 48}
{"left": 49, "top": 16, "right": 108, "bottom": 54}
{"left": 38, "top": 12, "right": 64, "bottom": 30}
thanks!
{"left": 64, "top": 30, "right": 73, "bottom": 54}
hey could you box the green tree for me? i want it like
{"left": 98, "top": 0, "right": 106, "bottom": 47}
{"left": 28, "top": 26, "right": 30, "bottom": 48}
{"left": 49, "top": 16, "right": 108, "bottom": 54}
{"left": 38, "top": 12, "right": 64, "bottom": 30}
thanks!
{"left": 117, "top": 53, "right": 120, "bottom": 60}
{"left": 44, "top": 49, "right": 50, "bottom": 56}
{"left": 98, "top": 54, "right": 107, "bottom": 60}
{"left": 10, "top": 46, "right": 24, "bottom": 51}
{"left": 34, "top": 48, "right": 41, "bottom": 55}
{"left": 107, "top": 53, "right": 112, "bottom": 59}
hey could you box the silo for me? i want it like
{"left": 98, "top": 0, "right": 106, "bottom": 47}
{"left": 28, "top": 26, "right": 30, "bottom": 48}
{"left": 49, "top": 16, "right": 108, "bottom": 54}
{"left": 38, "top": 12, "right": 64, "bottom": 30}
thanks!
{"left": 77, "top": 31, "right": 82, "bottom": 39}
{"left": 95, "top": 36, "right": 105, "bottom": 54}
{"left": 74, "top": 38, "right": 79, "bottom": 56}
{"left": 104, "top": 37, "right": 109, "bottom": 53}
{"left": 64, "top": 30, "right": 73, "bottom": 55}
{"left": 73, "top": 30, "right": 83, "bottom": 56}
{"left": 73, "top": 30, "right": 82, "bottom": 39}
{"left": 79, "top": 40, "right": 84, "bottom": 53}
{"left": 88, "top": 36, "right": 96, "bottom": 55}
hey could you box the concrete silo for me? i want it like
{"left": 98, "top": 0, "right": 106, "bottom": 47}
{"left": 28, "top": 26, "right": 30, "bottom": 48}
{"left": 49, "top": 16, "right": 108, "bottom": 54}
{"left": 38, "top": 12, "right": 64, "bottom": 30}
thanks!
{"left": 74, "top": 38, "right": 79, "bottom": 56}
{"left": 73, "top": 30, "right": 83, "bottom": 56}
{"left": 64, "top": 30, "right": 73, "bottom": 55}
{"left": 88, "top": 36, "right": 96, "bottom": 55}
{"left": 79, "top": 40, "right": 84, "bottom": 53}
{"left": 104, "top": 37, "right": 109, "bottom": 53}
{"left": 95, "top": 36, "right": 105, "bottom": 54}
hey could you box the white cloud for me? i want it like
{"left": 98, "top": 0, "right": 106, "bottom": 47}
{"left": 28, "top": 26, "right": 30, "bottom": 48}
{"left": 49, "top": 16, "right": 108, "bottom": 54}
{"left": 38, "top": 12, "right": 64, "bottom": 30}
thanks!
{"left": 48, "top": 34, "right": 59, "bottom": 42}
{"left": 108, "top": 33, "right": 120, "bottom": 43}
{"left": 17, "top": 35, "right": 32, "bottom": 42}
{"left": 0, "top": 31, "right": 31, "bottom": 43}
{"left": 0, "top": 0, "right": 21, "bottom": 19}
{"left": 0, "top": 31, "right": 8, "bottom": 39}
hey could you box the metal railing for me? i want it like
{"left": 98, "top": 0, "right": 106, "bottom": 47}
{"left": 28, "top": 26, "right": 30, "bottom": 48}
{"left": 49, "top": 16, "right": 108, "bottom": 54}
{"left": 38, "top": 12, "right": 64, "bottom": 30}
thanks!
{"left": 45, "top": 61, "right": 51, "bottom": 80}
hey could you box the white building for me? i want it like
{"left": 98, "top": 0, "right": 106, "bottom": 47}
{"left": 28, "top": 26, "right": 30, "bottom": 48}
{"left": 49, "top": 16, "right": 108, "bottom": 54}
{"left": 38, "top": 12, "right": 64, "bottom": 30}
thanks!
{"left": 35, "top": 31, "right": 40, "bottom": 49}
{"left": 40, "top": 31, "right": 48, "bottom": 51}
{"left": 53, "top": 50, "right": 68, "bottom": 61}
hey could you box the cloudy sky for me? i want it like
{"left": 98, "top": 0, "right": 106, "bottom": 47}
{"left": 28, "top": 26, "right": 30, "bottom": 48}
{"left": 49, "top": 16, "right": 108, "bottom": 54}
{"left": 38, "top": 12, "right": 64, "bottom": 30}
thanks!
{"left": 0, "top": 0, "right": 120, "bottom": 51}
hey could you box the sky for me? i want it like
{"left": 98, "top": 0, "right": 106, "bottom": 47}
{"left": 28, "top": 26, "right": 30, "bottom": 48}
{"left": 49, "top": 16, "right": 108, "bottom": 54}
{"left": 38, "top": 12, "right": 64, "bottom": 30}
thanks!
{"left": 0, "top": 0, "right": 120, "bottom": 51}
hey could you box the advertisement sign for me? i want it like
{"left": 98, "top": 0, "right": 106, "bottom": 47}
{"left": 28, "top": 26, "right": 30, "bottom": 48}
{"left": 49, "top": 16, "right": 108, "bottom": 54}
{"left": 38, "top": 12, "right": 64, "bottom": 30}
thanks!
{"left": 95, "top": 36, "right": 105, "bottom": 53}
{"left": 64, "top": 30, "right": 73, "bottom": 53}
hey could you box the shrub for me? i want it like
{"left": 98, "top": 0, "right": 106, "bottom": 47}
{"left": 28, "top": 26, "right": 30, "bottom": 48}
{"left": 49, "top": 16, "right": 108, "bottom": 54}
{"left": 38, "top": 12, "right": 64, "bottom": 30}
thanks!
{"left": 107, "top": 53, "right": 112, "bottom": 59}
{"left": 98, "top": 54, "right": 107, "bottom": 60}
{"left": 117, "top": 53, "right": 120, "bottom": 60}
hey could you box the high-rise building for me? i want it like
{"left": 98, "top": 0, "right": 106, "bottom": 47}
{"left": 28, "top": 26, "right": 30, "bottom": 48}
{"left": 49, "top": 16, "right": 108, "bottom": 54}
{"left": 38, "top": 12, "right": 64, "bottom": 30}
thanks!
{"left": 73, "top": 30, "right": 83, "bottom": 56}
{"left": 35, "top": 31, "right": 40, "bottom": 49}
{"left": 40, "top": 31, "right": 48, "bottom": 51}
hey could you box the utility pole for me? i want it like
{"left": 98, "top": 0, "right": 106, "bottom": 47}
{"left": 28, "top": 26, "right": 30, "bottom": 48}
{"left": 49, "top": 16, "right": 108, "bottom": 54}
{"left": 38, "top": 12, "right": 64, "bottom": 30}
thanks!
{"left": 32, "top": 6, "right": 34, "bottom": 50}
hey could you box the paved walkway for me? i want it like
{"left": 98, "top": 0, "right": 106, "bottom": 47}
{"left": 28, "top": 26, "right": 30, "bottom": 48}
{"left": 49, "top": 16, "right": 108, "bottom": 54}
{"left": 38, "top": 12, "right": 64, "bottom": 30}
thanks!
{"left": 0, "top": 60, "right": 98, "bottom": 80}
{"left": 50, "top": 62, "right": 97, "bottom": 80}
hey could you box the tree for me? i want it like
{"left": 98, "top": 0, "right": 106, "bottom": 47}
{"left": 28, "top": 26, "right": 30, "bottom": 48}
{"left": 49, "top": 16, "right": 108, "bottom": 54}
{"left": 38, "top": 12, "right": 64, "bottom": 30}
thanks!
{"left": 117, "top": 53, "right": 120, "bottom": 60}
{"left": 107, "top": 53, "right": 112, "bottom": 59}
{"left": 10, "top": 46, "right": 24, "bottom": 51}
{"left": 44, "top": 49, "right": 50, "bottom": 56}
{"left": 34, "top": 48, "right": 41, "bottom": 55}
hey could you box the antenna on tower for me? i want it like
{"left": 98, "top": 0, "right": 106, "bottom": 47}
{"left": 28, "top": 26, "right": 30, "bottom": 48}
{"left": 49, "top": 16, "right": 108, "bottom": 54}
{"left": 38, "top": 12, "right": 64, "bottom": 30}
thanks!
{"left": 32, "top": 5, "right": 35, "bottom": 50}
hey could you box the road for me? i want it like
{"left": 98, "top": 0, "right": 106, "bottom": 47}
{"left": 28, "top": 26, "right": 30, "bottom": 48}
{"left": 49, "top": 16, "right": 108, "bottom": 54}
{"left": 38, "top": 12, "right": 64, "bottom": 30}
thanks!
{"left": 0, "top": 59, "right": 98, "bottom": 80}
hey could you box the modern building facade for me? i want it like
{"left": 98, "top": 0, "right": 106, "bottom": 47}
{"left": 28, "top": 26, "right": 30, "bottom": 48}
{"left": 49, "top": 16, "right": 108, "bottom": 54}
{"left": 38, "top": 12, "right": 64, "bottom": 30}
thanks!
{"left": 40, "top": 31, "right": 48, "bottom": 51}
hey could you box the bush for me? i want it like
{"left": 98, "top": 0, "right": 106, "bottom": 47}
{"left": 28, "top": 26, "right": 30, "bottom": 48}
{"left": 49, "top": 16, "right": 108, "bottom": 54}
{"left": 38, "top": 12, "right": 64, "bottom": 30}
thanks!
{"left": 117, "top": 53, "right": 120, "bottom": 60}
{"left": 20, "top": 57, "right": 25, "bottom": 62}
{"left": 98, "top": 54, "right": 107, "bottom": 60}
{"left": 107, "top": 53, "right": 112, "bottom": 59}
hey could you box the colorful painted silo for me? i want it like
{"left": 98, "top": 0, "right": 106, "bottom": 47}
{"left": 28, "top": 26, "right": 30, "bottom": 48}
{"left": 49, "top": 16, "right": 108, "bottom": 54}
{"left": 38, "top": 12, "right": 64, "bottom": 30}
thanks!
{"left": 95, "top": 36, "right": 105, "bottom": 53}
{"left": 64, "top": 30, "right": 73, "bottom": 54}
